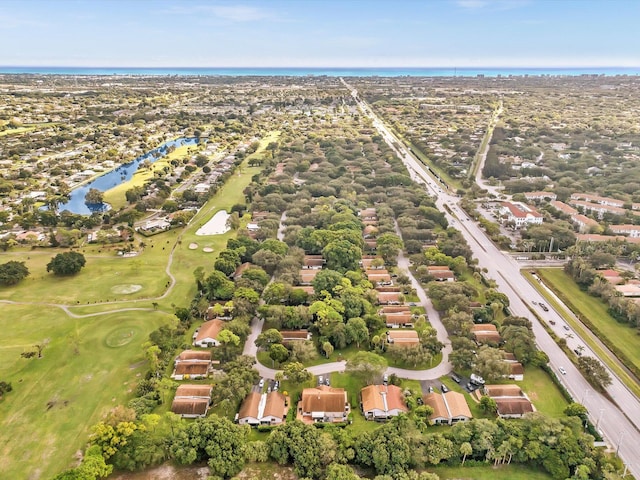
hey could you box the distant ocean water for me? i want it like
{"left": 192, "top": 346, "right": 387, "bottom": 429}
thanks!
{"left": 1, "top": 66, "right": 639, "bottom": 77}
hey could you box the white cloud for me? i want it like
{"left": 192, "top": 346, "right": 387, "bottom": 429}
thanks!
{"left": 160, "top": 3, "right": 276, "bottom": 22}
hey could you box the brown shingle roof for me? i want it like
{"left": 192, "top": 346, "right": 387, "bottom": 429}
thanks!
{"left": 380, "top": 306, "right": 411, "bottom": 314}
{"left": 484, "top": 384, "right": 524, "bottom": 397}
{"left": 171, "top": 398, "right": 209, "bottom": 416}
{"left": 195, "top": 319, "right": 225, "bottom": 343}
{"left": 238, "top": 392, "right": 261, "bottom": 419}
{"left": 495, "top": 398, "right": 534, "bottom": 416}
{"left": 301, "top": 386, "right": 347, "bottom": 414}
{"left": 471, "top": 324, "right": 498, "bottom": 332}
{"left": 443, "top": 391, "right": 472, "bottom": 419}
{"left": 423, "top": 392, "right": 449, "bottom": 420}
{"left": 361, "top": 385, "right": 407, "bottom": 414}
{"left": 175, "top": 384, "right": 213, "bottom": 398}
{"left": 264, "top": 392, "right": 287, "bottom": 419}
{"left": 176, "top": 350, "right": 212, "bottom": 362}
{"left": 174, "top": 362, "right": 209, "bottom": 376}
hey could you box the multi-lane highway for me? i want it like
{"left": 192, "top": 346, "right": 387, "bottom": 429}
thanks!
{"left": 342, "top": 78, "right": 640, "bottom": 477}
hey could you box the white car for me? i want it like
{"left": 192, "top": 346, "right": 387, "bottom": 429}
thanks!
{"left": 559, "top": 367, "right": 567, "bottom": 375}
{"left": 258, "top": 379, "right": 265, "bottom": 388}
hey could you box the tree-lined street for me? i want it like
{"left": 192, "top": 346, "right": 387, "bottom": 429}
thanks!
{"left": 343, "top": 78, "right": 640, "bottom": 477}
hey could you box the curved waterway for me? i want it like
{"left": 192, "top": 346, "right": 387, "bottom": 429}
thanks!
{"left": 57, "top": 137, "right": 198, "bottom": 214}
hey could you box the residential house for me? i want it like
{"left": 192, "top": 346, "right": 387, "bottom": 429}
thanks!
{"left": 597, "top": 269, "right": 624, "bottom": 285}
{"left": 361, "top": 255, "right": 384, "bottom": 270}
{"left": 238, "top": 391, "right": 288, "bottom": 426}
{"left": 366, "top": 269, "right": 392, "bottom": 285}
{"left": 171, "top": 384, "right": 213, "bottom": 418}
{"left": 193, "top": 319, "right": 225, "bottom": 347}
{"left": 298, "top": 386, "right": 350, "bottom": 423}
{"left": 299, "top": 269, "right": 320, "bottom": 285}
{"left": 279, "top": 330, "right": 312, "bottom": 344}
{"left": 423, "top": 391, "right": 472, "bottom": 425}
{"left": 615, "top": 283, "right": 640, "bottom": 297}
{"left": 478, "top": 384, "right": 535, "bottom": 419}
{"left": 495, "top": 398, "right": 535, "bottom": 418}
{"left": 471, "top": 324, "right": 502, "bottom": 345}
{"left": 303, "top": 255, "right": 325, "bottom": 269}
{"left": 361, "top": 385, "right": 408, "bottom": 420}
{"left": 386, "top": 330, "right": 420, "bottom": 346}
{"left": 499, "top": 202, "right": 543, "bottom": 228}
{"left": 171, "top": 350, "right": 213, "bottom": 380}
{"left": 380, "top": 306, "right": 414, "bottom": 328}
{"left": 427, "top": 266, "right": 455, "bottom": 282}
{"left": 232, "top": 262, "right": 253, "bottom": 279}
{"left": 376, "top": 291, "right": 402, "bottom": 305}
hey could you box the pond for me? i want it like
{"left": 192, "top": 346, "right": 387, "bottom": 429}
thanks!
{"left": 57, "top": 137, "right": 198, "bottom": 215}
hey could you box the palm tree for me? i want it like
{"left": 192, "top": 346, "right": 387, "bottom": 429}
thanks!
{"left": 460, "top": 442, "right": 472, "bottom": 466}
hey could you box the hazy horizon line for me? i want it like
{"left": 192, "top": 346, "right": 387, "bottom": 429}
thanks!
{"left": 2, "top": 64, "right": 639, "bottom": 69}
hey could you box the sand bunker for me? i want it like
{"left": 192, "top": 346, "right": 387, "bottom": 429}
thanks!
{"left": 203, "top": 247, "right": 214, "bottom": 253}
{"left": 188, "top": 243, "right": 198, "bottom": 250}
{"left": 111, "top": 284, "right": 143, "bottom": 294}
{"left": 195, "top": 210, "right": 230, "bottom": 236}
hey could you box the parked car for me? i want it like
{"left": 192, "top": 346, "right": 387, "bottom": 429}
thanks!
{"left": 258, "top": 379, "right": 264, "bottom": 389}
{"left": 441, "top": 384, "right": 450, "bottom": 393}
{"left": 383, "top": 373, "right": 389, "bottom": 385}
{"left": 450, "top": 373, "right": 461, "bottom": 383}
{"left": 574, "top": 348, "right": 582, "bottom": 356}
{"left": 318, "top": 375, "right": 324, "bottom": 386}
{"left": 539, "top": 303, "right": 549, "bottom": 312}
{"left": 325, "top": 378, "right": 330, "bottom": 386}
{"left": 427, "top": 386, "right": 434, "bottom": 393}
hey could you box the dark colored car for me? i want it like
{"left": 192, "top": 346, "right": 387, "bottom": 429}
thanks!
{"left": 450, "top": 373, "right": 461, "bottom": 383}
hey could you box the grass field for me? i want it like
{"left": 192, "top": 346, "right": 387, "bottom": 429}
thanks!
{"left": 0, "top": 304, "right": 169, "bottom": 479}
{"left": 430, "top": 464, "right": 552, "bottom": 479}
{"left": 519, "top": 366, "right": 568, "bottom": 417}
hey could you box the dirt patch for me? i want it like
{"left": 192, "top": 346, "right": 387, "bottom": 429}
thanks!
{"left": 528, "top": 391, "right": 539, "bottom": 401}
{"left": 188, "top": 243, "right": 198, "bottom": 250}
{"left": 111, "top": 284, "right": 143, "bottom": 294}
{"left": 202, "top": 247, "right": 213, "bottom": 253}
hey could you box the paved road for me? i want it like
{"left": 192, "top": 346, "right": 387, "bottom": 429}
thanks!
{"left": 342, "top": 78, "right": 640, "bottom": 477}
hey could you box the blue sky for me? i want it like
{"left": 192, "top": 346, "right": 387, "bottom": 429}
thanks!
{"left": 1, "top": 0, "right": 639, "bottom": 67}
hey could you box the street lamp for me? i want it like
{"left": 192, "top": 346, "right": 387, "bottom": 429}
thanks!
{"left": 580, "top": 389, "right": 590, "bottom": 404}
{"left": 616, "top": 430, "right": 626, "bottom": 455}
{"left": 595, "top": 408, "right": 604, "bottom": 429}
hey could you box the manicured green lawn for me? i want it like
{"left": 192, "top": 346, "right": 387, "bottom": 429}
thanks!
{"left": 430, "top": 463, "right": 552, "bottom": 479}
{"left": 519, "top": 366, "right": 568, "bottom": 417}
{"left": 0, "top": 304, "right": 169, "bottom": 479}
{"left": 329, "top": 372, "right": 382, "bottom": 434}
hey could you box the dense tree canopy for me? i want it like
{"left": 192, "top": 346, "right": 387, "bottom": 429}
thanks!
{"left": 46, "top": 252, "right": 86, "bottom": 275}
{"left": 0, "top": 260, "right": 29, "bottom": 285}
